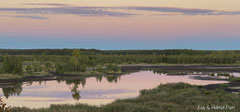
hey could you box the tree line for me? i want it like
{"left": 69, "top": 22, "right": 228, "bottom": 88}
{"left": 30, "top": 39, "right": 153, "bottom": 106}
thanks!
{"left": 1, "top": 49, "right": 240, "bottom": 56}
{"left": 0, "top": 49, "right": 240, "bottom": 75}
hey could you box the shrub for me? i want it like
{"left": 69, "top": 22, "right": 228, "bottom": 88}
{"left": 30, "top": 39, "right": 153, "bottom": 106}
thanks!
{"left": 2, "top": 55, "right": 22, "bottom": 74}
{"left": 25, "top": 65, "right": 33, "bottom": 75}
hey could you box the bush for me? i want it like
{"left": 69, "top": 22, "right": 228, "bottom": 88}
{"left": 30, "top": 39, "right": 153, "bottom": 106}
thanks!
{"left": 55, "top": 63, "right": 67, "bottom": 74}
{"left": 79, "top": 64, "right": 86, "bottom": 72}
{"left": 106, "top": 64, "right": 120, "bottom": 72}
{"left": 2, "top": 55, "right": 22, "bottom": 74}
{"left": 25, "top": 65, "right": 33, "bottom": 75}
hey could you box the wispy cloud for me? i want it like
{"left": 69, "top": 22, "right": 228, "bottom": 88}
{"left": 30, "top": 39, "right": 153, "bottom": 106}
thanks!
{"left": 0, "top": 7, "right": 133, "bottom": 17}
{"left": 23, "top": 3, "right": 70, "bottom": 7}
{"left": 0, "top": 14, "right": 47, "bottom": 20}
{"left": 127, "top": 7, "right": 240, "bottom": 15}
{"left": 127, "top": 7, "right": 215, "bottom": 15}
{"left": 14, "top": 15, "right": 48, "bottom": 19}
{"left": 0, "top": 5, "right": 240, "bottom": 20}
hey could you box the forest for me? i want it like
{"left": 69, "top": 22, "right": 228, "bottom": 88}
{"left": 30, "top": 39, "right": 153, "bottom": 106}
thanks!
{"left": 0, "top": 49, "right": 240, "bottom": 77}
{"left": 1, "top": 49, "right": 240, "bottom": 55}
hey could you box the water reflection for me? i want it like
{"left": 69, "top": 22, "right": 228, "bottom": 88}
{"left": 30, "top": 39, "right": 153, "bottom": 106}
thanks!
{"left": 65, "top": 78, "right": 86, "bottom": 101}
{"left": 0, "top": 75, "right": 122, "bottom": 101}
{"left": 0, "top": 71, "right": 232, "bottom": 108}
{"left": 105, "top": 75, "right": 121, "bottom": 83}
{"left": 2, "top": 83, "right": 23, "bottom": 98}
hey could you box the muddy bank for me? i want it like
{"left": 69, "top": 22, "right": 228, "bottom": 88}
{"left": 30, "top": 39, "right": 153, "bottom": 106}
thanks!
{"left": 202, "top": 82, "right": 240, "bottom": 93}
{"left": 121, "top": 65, "right": 240, "bottom": 72}
{"left": 0, "top": 75, "right": 58, "bottom": 87}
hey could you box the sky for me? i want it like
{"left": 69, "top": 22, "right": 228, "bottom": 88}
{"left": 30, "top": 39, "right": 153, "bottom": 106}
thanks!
{"left": 0, "top": 0, "right": 240, "bottom": 50}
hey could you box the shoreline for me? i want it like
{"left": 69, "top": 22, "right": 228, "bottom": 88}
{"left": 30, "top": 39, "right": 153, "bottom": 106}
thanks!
{"left": 1, "top": 64, "right": 240, "bottom": 85}
{"left": 120, "top": 64, "right": 240, "bottom": 72}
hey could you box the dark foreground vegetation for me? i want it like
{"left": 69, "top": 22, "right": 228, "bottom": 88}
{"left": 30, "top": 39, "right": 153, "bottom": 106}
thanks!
{"left": 1, "top": 49, "right": 240, "bottom": 79}
{"left": 10, "top": 83, "right": 240, "bottom": 112}
{"left": 0, "top": 97, "right": 10, "bottom": 112}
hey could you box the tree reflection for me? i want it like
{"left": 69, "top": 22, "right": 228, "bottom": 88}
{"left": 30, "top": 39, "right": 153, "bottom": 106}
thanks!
{"left": 96, "top": 75, "right": 103, "bottom": 82}
{"left": 105, "top": 75, "right": 121, "bottom": 83}
{"left": 71, "top": 84, "right": 80, "bottom": 101}
{"left": 64, "top": 77, "right": 86, "bottom": 101}
{"left": 2, "top": 83, "right": 23, "bottom": 98}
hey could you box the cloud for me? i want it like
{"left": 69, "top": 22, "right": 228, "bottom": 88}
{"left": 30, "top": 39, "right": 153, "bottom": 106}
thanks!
{"left": 0, "top": 14, "right": 47, "bottom": 20}
{"left": 126, "top": 7, "right": 240, "bottom": 15}
{"left": 128, "top": 7, "right": 214, "bottom": 15}
{"left": 0, "top": 7, "right": 133, "bottom": 17}
{"left": 23, "top": 3, "right": 70, "bottom": 7}
{"left": 0, "top": 6, "right": 240, "bottom": 20}
{"left": 14, "top": 15, "right": 48, "bottom": 19}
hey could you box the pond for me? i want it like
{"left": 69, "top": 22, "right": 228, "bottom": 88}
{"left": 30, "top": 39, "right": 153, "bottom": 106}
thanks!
{"left": 0, "top": 71, "right": 230, "bottom": 108}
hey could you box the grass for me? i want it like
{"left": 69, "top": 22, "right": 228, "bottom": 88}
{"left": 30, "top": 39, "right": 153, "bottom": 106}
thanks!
{"left": 0, "top": 74, "right": 23, "bottom": 79}
{"left": 63, "top": 71, "right": 105, "bottom": 77}
{"left": 11, "top": 83, "right": 240, "bottom": 112}
{"left": 0, "top": 71, "right": 52, "bottom": 79}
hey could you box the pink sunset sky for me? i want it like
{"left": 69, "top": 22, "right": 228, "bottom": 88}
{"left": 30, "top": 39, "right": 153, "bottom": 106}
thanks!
{"left": 0, "top": 0, "right": 240, "bottom": 49}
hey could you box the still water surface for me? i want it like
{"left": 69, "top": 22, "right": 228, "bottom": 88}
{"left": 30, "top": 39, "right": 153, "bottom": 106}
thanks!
{"left": 0, "top": 71, "right": 229, "bottom": 108}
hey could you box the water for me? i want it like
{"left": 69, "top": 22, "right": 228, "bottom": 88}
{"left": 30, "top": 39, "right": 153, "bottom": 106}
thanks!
{"left": 0, "top": 71, "right": 229, "bottom": 108}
